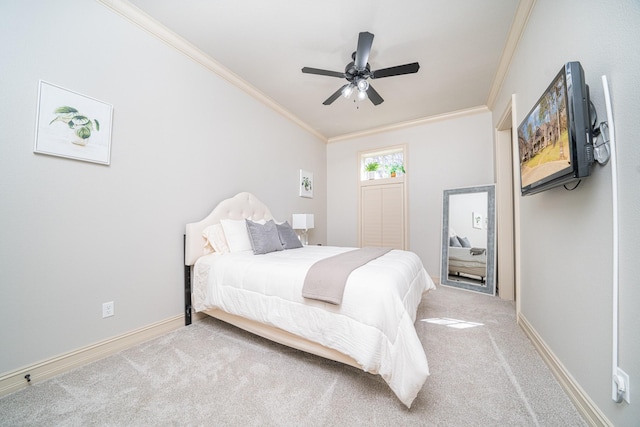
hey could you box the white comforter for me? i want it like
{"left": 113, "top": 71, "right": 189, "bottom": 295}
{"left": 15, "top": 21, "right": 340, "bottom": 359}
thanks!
{"left": 192, "top": 245, "right": 436, "bottom": 408}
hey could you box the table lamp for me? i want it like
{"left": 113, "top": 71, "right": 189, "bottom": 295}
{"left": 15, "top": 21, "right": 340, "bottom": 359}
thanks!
{"left": 292, "top": 214, "right": 314, "bottom": 245}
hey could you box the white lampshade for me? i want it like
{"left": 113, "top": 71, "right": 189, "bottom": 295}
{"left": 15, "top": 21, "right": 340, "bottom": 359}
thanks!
{"left": 292, "top": 214, "right": 314, "bottom": 230}
{"left": 342, "top": 84, "right": 355, "bottom": 98}
{"left": 356, "top": 78, "right": 369, "bottom": 92}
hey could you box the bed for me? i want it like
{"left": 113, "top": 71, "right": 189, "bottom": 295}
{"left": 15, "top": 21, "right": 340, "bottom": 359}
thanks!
{"left": 447, "top": 246, "right": 487, "bottom": 282}
{"left": 184, "top": 192, "right": 436, "bottom": 408}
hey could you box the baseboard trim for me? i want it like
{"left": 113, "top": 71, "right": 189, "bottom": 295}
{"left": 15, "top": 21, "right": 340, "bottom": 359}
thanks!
{"left": 518, "top": 313, "right": 611, "bottom": 427}
{"left": 0, "top": 314, "right": 185, "bottom": 398}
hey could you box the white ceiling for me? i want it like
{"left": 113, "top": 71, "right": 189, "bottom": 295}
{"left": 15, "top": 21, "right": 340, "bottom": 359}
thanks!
{"left": 126, "top": 0, "right": 523, "bottom": 140}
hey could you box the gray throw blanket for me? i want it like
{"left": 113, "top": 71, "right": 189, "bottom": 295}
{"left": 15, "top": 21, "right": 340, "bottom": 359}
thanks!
{"left": 470, "top": 247, "right": 486, "bottom": 255}
{"left": 302, "top": 247, "right": 393, "bottom": 305}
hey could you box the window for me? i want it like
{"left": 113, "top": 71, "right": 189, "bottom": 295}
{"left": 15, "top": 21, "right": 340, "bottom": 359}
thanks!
{"left": 360, "top": 147, "right": 405, "bottom": 181}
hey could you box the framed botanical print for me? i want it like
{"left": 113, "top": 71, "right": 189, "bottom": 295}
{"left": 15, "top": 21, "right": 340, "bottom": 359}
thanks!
{"left": 472, "top": 212, "right": 483, "bottom": 229}
{"left": 34, "top": 80, "right": 113, "bottom": 165}
{"left": 299, "top": 169, "right": 313, "bottom": 198}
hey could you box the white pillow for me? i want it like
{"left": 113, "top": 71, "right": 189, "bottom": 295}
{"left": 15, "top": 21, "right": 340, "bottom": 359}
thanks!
{"left": 202, "top": 224, "right": 229, "bottom": 254}
{"left": 220, "top": 219, "right": 253, "bottom": 252}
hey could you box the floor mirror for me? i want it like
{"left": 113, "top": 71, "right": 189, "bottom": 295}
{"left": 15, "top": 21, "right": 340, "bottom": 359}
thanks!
{"left": 440, "top": 185, "right": 496, "bottom": 295}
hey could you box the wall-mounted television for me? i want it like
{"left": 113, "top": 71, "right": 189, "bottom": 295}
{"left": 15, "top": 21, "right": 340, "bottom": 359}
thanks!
{"left": 517, "top": 62, "right": 594, "bottom": 196}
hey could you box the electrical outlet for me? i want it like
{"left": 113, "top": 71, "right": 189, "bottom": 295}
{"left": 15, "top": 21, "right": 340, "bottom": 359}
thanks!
{"left": 102, "top": 301, "right": 114, "bottom": 318}
{"left": 615, "top": 368, "right": 631, "bottom": 404}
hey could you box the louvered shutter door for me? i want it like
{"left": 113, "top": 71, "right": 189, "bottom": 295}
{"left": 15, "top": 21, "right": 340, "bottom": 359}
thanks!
{"left": 361, "top": 183, "right": 404, "bottom": 249}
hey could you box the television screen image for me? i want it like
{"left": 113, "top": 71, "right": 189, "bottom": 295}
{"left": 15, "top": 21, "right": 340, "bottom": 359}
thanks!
{"left": 518, "top": 72, "right": 570, "bottom": 188}
{"left": 517, "top": 62, "right": 593, "bottom": 196}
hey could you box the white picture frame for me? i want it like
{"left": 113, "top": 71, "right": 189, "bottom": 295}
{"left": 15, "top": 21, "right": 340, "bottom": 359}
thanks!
{"left": 34, "top": 80, "right": 113, "bottom": 165}
{"left": 299, "top": 169, "right": 313, "bottom": 198}
{"left": 472, "top": 211, "right": 483, "bottom": 229}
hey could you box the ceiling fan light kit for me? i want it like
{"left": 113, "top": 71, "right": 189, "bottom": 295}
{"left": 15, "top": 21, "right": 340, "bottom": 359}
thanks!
{"left": 302, "top": 31, "right": 420, "bottom": 106}
{"left": 342, "top": 84, "right": 355, "bottom": 98}
{"left": 356, "top": 78, "right": 369, "bottom": 92}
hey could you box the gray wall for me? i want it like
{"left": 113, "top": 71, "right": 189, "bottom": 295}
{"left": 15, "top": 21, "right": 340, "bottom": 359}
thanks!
{"left": 0, "top": 0, "right": 326, "bottom": 374}
{"left": 3, "top": 1, "right": 638, "bottom": 423}
{"left": 326, "top": 110, "right": 495, "bottom": 277}
{"left": 491, "top": 0, "right": 640, "bottom": 424}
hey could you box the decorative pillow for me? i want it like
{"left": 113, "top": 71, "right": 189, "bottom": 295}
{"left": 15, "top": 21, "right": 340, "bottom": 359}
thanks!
{"left": 202, "top": 224, "right": 229, "bottom": 254}
{"left": 276, "top": 221, "right": 303, "bottom": 250}
{"left": 245, "top": 219, "right": 284, "bottom": 255}
{"left": 220, "top": 219, "right": 253, "bottom": 252}
{"left": 450, "top": 235, "right": 462, "bottom": 247}
{"left": 457, "top": 236, "right": 472, "bottom": 248}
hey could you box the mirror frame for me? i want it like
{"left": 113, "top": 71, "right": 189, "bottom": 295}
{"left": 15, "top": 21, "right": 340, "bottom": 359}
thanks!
{"left": 440, "top": 184, "right": 496, "bottom": 295}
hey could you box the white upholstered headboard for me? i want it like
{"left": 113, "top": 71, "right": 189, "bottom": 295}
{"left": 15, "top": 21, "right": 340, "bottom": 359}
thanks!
{"left": 184, "top": 192, "right": 274, "bottom": 266}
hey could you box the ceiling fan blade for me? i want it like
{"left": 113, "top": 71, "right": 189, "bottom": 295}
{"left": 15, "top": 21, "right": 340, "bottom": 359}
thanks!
{"left": 355, "top": 32, "right": 374, "bottom": 71}
{"left": 367, "top": 84, "right": 384, "bottom": 105}
{"left": 323, "top": 84, "right": 349, "bottom": 105}
{"left": 371, "top": 62, "right": 420, "bottom": 79}
{"left": 302, "top": 67, "right": 346, "bottom": 78}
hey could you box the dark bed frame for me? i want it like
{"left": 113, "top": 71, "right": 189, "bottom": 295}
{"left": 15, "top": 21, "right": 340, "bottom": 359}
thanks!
{"left": 183, "top": 235, "right": 192, "bottom": 326}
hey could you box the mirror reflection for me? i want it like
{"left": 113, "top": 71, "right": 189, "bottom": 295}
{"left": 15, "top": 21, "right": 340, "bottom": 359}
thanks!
{"left": 440, "top": 185, "right": 496, "bottom": 295}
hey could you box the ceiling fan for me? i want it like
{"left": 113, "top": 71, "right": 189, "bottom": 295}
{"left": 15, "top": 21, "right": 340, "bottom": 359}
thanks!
{"left": 301, "top": 31, "right": 420, "bottom": 106}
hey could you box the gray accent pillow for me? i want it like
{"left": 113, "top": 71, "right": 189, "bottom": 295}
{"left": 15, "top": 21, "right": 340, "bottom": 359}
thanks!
{"left": 450, "top": 236, "right": 462, "bottom": 247}
{"left": 457, "top": 236, "right": 472, "bottom": 248}
{"left": 245, "top": 219, "right": 284, "bottom": 255}
{"left": 276, "top": 221, "right": 303, "bottom": 250}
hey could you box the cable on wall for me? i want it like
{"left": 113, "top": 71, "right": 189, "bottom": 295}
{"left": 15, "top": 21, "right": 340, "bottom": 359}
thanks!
{"left": 602, "top": 75, "right": 628, "bottom": 404}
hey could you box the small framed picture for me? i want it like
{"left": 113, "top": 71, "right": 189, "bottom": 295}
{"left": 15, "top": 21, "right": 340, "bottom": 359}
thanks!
{"left": 299, "top": 169, "right": 313, "bottom": 198}
{"left": 472, "top": 212, "right": 483, "bottom": 229}
{"left": 34, "top": 80, "right": 113, "bottom": 165}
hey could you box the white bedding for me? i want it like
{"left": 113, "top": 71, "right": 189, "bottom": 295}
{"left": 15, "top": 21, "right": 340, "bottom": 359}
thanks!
{"left": 448, "top": 246, "right": 487, "bottom": 267}
{"left": 192, "top": 245, "right": 436, "bottom": 408}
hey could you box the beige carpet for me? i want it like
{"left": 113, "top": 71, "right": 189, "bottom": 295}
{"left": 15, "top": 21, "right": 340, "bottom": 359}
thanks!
{"left": 0, "top": 285, "right": 586, "bottom": 426}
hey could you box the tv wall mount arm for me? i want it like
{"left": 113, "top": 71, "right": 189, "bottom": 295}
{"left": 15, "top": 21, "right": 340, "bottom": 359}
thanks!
{"left": 590, "top": 100, "right": 611, "bottom": 165}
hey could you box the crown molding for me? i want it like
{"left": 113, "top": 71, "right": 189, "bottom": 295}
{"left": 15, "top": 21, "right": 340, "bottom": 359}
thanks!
{"left": 95, "top": 0, "right": 327, "bottom": 142}
{"left": 327, "top": 105, "right": 490, "bottom": 143}
{"left": 96, "top": 0, "right": 525, "bottom": 145}
{"left": 486, "top": 0, "right": 536, "bottom": 109}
